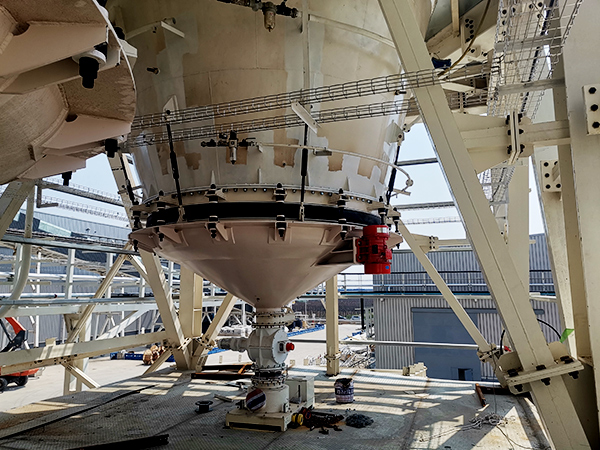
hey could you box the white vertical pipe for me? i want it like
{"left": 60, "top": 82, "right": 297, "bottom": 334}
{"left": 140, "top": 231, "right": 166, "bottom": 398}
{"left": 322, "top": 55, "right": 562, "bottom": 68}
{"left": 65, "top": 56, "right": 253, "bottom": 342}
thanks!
{"left": 65, "top": 249, "right": 75, "bottom": 300}
{"left": 34, "top": 315, "right": 39, "bottom": 347}
{"left": 34, "top": 250, "right": 41, "bottom": 295}
{"left": 0, "top": 190, "right": 34, "bottom": 319}
{"left": 105, "top": 253, "right": 114, "bottom": 299}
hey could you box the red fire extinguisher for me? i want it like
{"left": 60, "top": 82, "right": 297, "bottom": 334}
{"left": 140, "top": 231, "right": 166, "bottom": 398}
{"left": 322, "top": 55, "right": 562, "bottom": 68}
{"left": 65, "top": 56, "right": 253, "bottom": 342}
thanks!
{"left": 355, "top": 225, "right": 392, "bottom": 274}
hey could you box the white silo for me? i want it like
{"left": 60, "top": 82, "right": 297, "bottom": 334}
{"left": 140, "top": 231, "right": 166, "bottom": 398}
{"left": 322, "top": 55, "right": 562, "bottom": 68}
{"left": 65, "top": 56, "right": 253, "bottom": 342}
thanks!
{"left": 112, "top": 0, "right": 432, "bottom": 430}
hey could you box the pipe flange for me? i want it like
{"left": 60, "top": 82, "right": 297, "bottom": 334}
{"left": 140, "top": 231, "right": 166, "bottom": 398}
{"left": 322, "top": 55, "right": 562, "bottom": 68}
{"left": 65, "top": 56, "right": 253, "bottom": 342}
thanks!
{"left": 252, "top": 375, "right": 286, "bottom": 387}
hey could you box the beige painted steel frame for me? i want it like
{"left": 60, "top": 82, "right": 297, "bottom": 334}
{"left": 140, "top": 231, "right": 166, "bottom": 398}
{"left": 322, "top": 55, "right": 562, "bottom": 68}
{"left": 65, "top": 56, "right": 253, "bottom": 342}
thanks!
{"left": 192, "top": 293, "right": 237, "bottom": 369}
{"left": 555, "top": 0, "right": 600, "bottom": 440}
{"left": 139, "top": 249, "right": 192, "bottom": 370}
{"left": 0, "top": 180, "right": 35, "bottom": 239}
{"left": 325, "top": 276, "right": 340, "bottom": 376}
{"left": 378, "top": 1, "right": 590, "bottom": 448}
{"left": 0, "top": 331, "right": 166, "bottom": 375}
{"left": 396, "top": 220, "right": 491, "bottom": 352}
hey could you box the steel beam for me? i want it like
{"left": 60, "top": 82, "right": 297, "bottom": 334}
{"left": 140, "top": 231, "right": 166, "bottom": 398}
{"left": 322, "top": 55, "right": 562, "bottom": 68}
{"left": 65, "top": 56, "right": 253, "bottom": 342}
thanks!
{"left": 139, "top": 250, "right": 191, "bottom": 369}
{"left": 0, "top": 180, "right": 35, "bottom": 239}
{"left": 65, "top": 247, "right": 132, "bottom": 344}
{"left": 291, "top": 339, "right": 479, "bottom": 350}
{"left": 97, "top": 309, "right": 151, "bottom": 340}
{"left": 62, "top": 362, "right": 100, "bottom": 389}
{"left": 325, "top": 276, "right": 340, "bottom": 376}
{"left": 143, "top": 347, "right": 173, "bottom": 375}
{"left": 192, "top": 292, "right": 237, "bottom": 369}
{"left": 379, "top": 1, "right": 590, "bottom": 448}
{"left": 0, "top": 331, "right": 166, "bottom": 374}
{"left": 0, "top": 234, "right": 137, "bottom": 254}
{"left": 397, "top": 220, "right": 492, "bottom": 352}
{"left": 506, "top": 160, "right": 530, "bottom": 288}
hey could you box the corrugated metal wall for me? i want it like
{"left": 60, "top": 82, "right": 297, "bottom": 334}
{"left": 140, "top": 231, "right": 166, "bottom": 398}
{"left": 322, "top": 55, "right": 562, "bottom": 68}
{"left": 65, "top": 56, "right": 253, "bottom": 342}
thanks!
{"left": 374, "top": 233, "right": 554, "bottom": 294}
{"left": 374, "top": 296, "right": 561, "bottom": 381}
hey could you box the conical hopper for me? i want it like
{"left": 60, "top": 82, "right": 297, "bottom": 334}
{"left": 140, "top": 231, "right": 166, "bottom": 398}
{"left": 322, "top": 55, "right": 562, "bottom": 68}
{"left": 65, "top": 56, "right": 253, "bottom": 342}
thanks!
{"left": 132, "top": 219, "right": 363, "bottom": 309}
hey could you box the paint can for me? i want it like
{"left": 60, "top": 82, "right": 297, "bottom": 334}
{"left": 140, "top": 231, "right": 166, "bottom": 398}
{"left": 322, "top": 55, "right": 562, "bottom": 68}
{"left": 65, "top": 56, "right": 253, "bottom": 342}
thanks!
{"left": 334, "top": 378, "right": 354, "bottom": 403}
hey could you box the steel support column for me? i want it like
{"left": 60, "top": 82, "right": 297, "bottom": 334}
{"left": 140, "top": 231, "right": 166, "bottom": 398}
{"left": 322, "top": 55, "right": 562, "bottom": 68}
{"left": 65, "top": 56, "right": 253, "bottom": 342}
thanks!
{"left": 179, "top": 267, "right": 203, "bottom": 341}
{"left": 139, "top": 250, "right": 191, "bottom": 369}
{"left": 560, "top": 0, "right": 600, "bottom": 433}
{"left": 532, "top": 76, "right": 576, "bottom": 353}
{"left": 63, "top": 248, "right": 80, "bottom": 395}
{"left": 507, "top": 160, "right": 530, "bottom": 287}
{"left": 378, "top": 1, "right": 590, "bottom": 447}
{"left": 325, "top": 276, "right": 340, "bottom": 376}
{"left": 192, "top": 293, "right": 237, "bottom": 369}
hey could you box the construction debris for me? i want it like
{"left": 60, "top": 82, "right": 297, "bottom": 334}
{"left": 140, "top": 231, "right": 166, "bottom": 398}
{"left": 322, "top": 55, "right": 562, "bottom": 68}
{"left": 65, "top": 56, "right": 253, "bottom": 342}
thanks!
{"left": 214, "top": 394, "right": 234, "bottom": 403}
{"left": 346, "top": 414, "right": 374, "bottom": 428}
{"left": 142, "top": 345, "right": 165, "bottom": 365}
{"left": 475, "top": 383, "right": 486, "bottom": 407}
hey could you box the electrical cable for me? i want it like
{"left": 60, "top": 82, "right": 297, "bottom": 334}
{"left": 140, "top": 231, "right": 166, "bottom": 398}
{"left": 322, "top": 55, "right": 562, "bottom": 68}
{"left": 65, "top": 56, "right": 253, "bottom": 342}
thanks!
{"left": 536, "top": 318, "right": 561, "bottom": 339}
{"left": 438, "top": 0, "right": 493, "bottom": 78}
{"left": 499, "top": 318, "right": 561, "bottom": 356}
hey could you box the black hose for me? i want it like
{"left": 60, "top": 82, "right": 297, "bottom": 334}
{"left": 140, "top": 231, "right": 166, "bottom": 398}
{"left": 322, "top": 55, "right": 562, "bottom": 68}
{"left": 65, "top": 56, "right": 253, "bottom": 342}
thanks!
{"left": 537, "top": 318, "right": 561, "bottom": 339}
{"left": 499, "top": 318, "right": 561, "bottom": 355}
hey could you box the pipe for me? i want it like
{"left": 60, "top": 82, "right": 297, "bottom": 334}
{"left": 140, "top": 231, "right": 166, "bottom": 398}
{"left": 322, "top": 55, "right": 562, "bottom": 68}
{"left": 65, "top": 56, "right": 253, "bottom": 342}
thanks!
{"left": 290, "top": 338, "right": 479, "bottom": 350}
{"left": 308, "top": 14, "right": 394, "bottom": 48}
{"left": 0, "top": 191, "right": 34, "bottom": 319}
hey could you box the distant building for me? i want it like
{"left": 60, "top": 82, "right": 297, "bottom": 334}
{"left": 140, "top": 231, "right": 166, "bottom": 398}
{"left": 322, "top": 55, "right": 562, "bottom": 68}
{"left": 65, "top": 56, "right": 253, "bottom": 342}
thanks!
{"left": 374, "top": 234, "right": 561, "bottom": 381}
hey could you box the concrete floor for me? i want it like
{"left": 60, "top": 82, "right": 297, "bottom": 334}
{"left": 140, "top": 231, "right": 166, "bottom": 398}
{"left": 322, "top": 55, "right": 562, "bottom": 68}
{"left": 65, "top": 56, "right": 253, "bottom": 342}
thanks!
{"left": 0, "top": 324, "right": 550, "bottom": 449}
{"left": 0, "top": 325, "right": 361, "bottom": 413}
{"left": 0, "top": 366, "right": 549, "bottom": 449}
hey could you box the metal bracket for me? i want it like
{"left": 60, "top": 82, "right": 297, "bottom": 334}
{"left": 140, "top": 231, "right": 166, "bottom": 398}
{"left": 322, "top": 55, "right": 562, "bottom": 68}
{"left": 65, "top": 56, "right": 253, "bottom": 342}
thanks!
{"left": 35, "top": 185, "right": 58, "bottom": 208}
{"left": 541, "top": 160, "right": 561, "bottom": 192}
{"left": 507, "top": 111, "right": 523, "bottom": 165}
{"left": 164, "top": 337, "right": 192, "bottom": 352}
{"left": 583, "top": 84, "right": 600, "bottom": 135}
{"left": 126, "top": 20, "right": 185, "bottom": 40}
{"left": 506, "top": 360, "right": 584, "bottom": 392}
{"left": 291, "top": 102, "right": 319, "bottom": 134}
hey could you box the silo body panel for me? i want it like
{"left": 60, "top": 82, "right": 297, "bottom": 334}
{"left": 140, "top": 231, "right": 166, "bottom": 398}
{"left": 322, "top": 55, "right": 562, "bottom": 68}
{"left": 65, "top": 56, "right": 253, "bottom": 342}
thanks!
{"left": 120, "top": 0, "right": 432, "bottom": 308}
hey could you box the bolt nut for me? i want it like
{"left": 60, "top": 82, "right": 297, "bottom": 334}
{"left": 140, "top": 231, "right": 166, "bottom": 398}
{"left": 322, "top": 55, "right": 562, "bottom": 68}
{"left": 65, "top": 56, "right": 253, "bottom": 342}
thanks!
{"left": 593, "top": 122, "right": 600, "bottom": 129}
{"left": 590, "top": 87, "right": 597, "bottom": 94}
{"left": 591, "top": 104, "right": 599, "bottom": 112}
